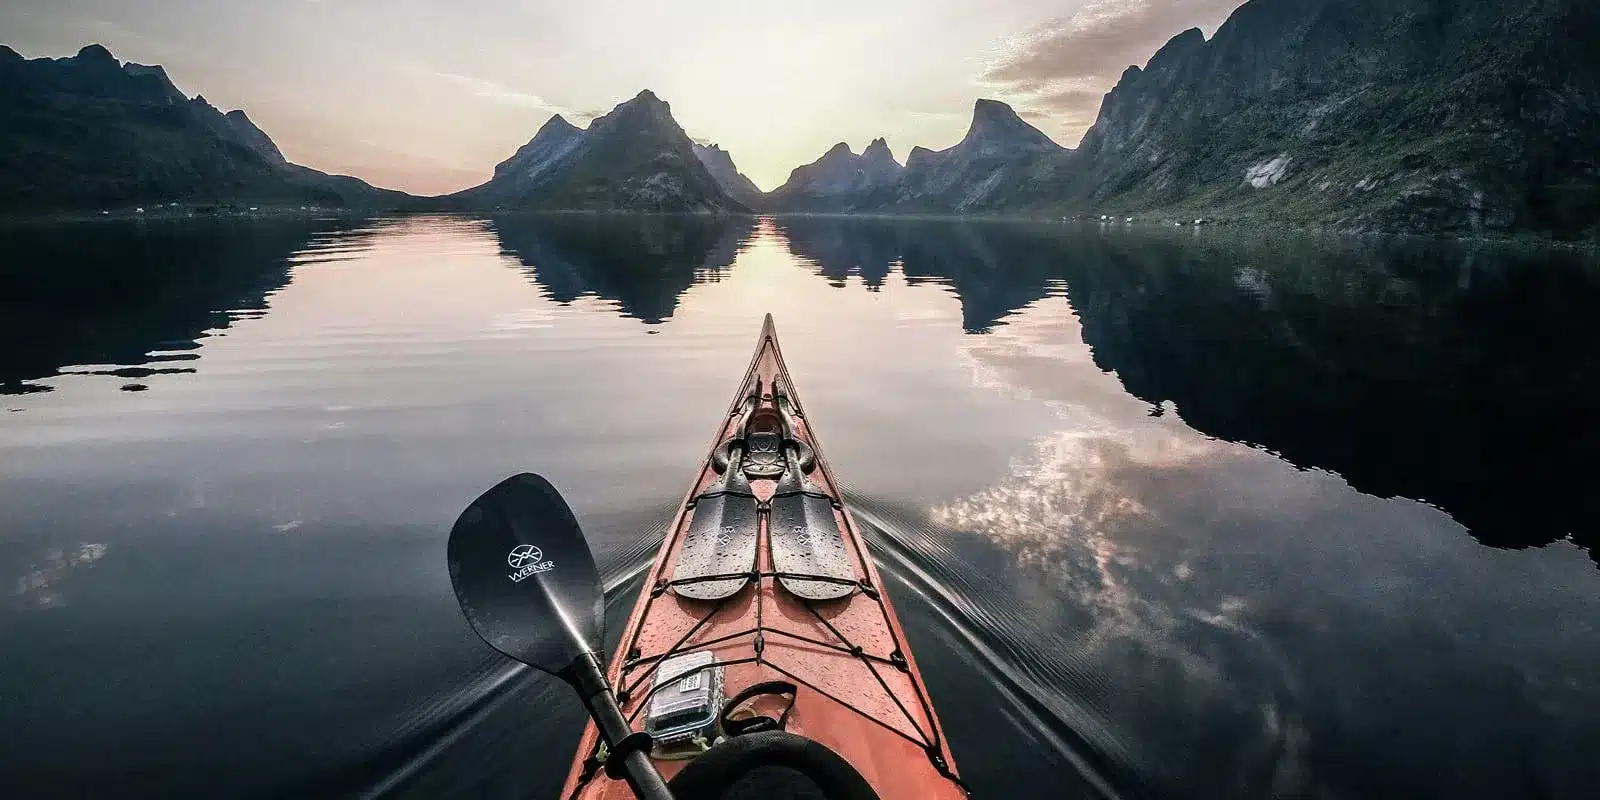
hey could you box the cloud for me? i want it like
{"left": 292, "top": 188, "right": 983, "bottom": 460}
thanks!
{"left": 1024, "top": 86, "right": 1108, "bottom": 112}
{"left": 421, "top": 68, "right": 569, "bottom": 113}
{"left": 1013, "top": 86, "right": 1109, "bottom": 128}
{"left": 405, "top": 66, "right": 609, "bottom": 125}
{"left": 980, "top": 0, "right": 1243, "bottom": 138}
{"left": 985, "top": 0, "right": 1241, "bottom": 86}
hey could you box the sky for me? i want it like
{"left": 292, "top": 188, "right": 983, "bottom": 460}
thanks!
{"left": 2, "top": 0, "right": 1245, "bottom": 194}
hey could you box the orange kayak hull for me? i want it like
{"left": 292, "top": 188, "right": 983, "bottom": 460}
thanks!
{"left": 560, "top": 315, "right": 964, "bottom": 799}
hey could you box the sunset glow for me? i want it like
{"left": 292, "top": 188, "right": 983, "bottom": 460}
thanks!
{"left": 0, "top": 0, "right": 1240, "bottom": 193}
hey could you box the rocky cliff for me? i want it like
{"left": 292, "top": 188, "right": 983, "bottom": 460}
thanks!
{"left": 996, "top": 0, "right": 1600, "bottom": 237}
{"left": 872, "top": 99, "right": 1064, "bottom": 213}
{"left": 693, "top": 143, "right": 764, "bottom": 208}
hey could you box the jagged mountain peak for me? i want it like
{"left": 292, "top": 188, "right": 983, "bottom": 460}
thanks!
{"left": 693, "top": 141, "right": 764, "bottom": 204}
{"left": 861, "top": 137, "right": 899, "bottom": 167}
{"left": 458, "top": 89, "right": 740, "bottom": 212}
{"left": 223, "top": 109, "right": 287, "bottom": 163}
{"left": 770, "top": 135, "right": 905, "bottom": 210}
{"left": 74, "top": 44, "right": 116, "bottom": 64}
{"left": 121, "top": 61, "right": 166, "bottom": 78}
{"left": 1150, "top": 27, "right": 1207, "bottom": 68}
{"left": 590, "top": 88, "right": 680, "bottom": 134}
{"left": 960, "top": 98, "right": 1062, "bottom": 155}
{"left": 491, "top": 112, "right": 586, "bottom": 180}
{"left": 538, "top": 114, "right": 580, "bottom": 135}
{"left": 1, "top": 42, "right": 406, "bottom": 209}
{"left": 905, "top": 145, "right": 937, "bottom": 169}
{"left": 972, "top": 98, "right": 1014, "bottom": 119}
{"left": 120, "top": 61, "right": 186, "bottom": 104}
{"left": 613, "top": 89, "right": 671, "bottom": 118}
{"left": 0, "top": 45, "right": 22, "bottom": 64}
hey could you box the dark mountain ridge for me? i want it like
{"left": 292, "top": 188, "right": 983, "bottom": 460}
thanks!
{"left": 10, "top": 0, "right": 1600, "bottom": 240}
{"left": 878, "top": 98, "right": 1064, "bottom": 212}
{"left": 451, "top": 90, "right": 745, "bottom": 213}
{"left": 693, "top": 142, "right": 765, "bottom": 208}
{"left": 767, "top": 138, "right": 906, "bottom": 212}
{"left": 0, "top": 44, "right": 413, "bottom": 210}
{"left": 767, "top": 101, "right": 1063, "bottom": 214}
{"left": 767, "top": 0, "right": 1599, "bottom": 238}
{"left": 989, "top": 0, "right": 1600, "bottom": 237}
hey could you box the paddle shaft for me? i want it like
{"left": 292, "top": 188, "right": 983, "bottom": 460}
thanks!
{"left": 567, "top": 653, "right": 674, "bottom": 800}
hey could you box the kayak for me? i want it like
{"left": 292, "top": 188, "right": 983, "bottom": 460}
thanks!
{"left": 558, "top": 314, "right": 966, "bottom": 799}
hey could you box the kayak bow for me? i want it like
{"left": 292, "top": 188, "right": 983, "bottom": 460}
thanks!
{"left": 561, "top": 314, "right": 965, "bottom": 799}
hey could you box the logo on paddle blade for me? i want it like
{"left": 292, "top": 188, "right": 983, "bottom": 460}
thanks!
{"left": 506, "top": 543, "right": 554, "bottom": 582}
{"left": 508, "top": 544, "right": 543, "bottom": 568}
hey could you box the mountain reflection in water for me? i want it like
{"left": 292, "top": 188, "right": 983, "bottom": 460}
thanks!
{"left": 0, "top": 215, "right": 1594, "bottom": 800}
{"left": 774, "top": 217, "right": 1599, "bottom": 562}
{"left": 492, "top": 215, "right": 757, "bottom": 324}
{"left": 0, "top": 218, "right": 386, "bottom": 394}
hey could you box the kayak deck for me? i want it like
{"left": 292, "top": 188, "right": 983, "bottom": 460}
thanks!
{"left": 561, "top": 315, "right": 964, "bottom": 799}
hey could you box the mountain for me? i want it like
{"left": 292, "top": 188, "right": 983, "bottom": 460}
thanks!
{"left": 992, "top": 0, "right": 1600, "bottom": 238}
{"left": 222, "top": 110, "right": 285, "bottom": 163}
{"left": 693, "top": 143, "right": 765, "bottom": 208}
{"left": 867, "top": 99, "right": 1063, "bottom": 213}
{"left": 453, "top": 90, "right": 745, "bottom": 213}
{"left": 768, "top": 138, "right": 905, "bottom": 212}
{"left": 0, "top": 44, "right": 413, "bottom": 210}
{"left": 459, "top": 115, "right": 584, "bottom": 208}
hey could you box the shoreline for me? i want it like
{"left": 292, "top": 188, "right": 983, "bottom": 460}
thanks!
{"left": 4, "top": 205, "right": 1595, "bottom": 250}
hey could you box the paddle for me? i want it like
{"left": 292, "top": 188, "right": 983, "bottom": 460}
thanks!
{"left": 670, "top": 443, "right": 760, "bottom": 600}
{"left": 446, "top": 473, "right": 674, "bottom": 800}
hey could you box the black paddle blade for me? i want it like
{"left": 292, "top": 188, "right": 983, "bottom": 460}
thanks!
{"left": 447, "top": 473, "right": 605, "bottom": 675}
{"left": 671, "top": 490, "right": 760, "bottom": 600}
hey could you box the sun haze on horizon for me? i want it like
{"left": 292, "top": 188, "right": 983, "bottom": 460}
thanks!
{"left": 0, "top": 0, "right": 1243, "bottom": 195}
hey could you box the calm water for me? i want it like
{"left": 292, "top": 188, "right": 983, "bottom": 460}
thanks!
{"left": 1, "top": 216, "right": 1596, "bottom": 800}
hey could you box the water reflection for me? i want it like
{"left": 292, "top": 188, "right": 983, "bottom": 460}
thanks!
{"left": 1054, "top": 230, "right": 1600, "bottom": 564}
{"left": 10, "top": 541, "right": 110, "bottom": 609}
{"left": 489, "top": 214, "right": 757, "bottom": 324}
{"left": 931, "top": 304, "right": 1598, "bottom": 798}
{"left": 0, "top": 218, "right": 377, "bottom": 394}
{"left": 772, "top": 218, "right": 1598, "bottom": 563}
{"left": 5, "top": 216, "right": 1592, "bottom": 563}
{"left": 775, "top": 216, "right": 897, "bottom": 289}
{"left": 774, "top": 217, "right": 1059, "bottom": 331}
{"left": 1, "top": 216, "right": 1594, "bottom": 800}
